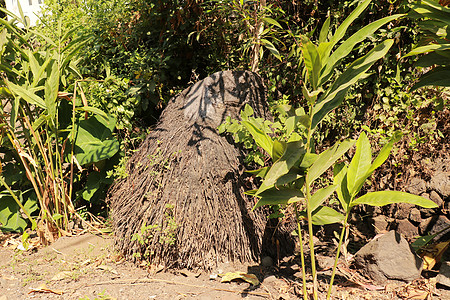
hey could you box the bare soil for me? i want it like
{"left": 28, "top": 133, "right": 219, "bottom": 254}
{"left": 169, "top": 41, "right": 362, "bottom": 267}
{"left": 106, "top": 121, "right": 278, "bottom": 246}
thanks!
{"left": 1, "top": 232, "right": 449, "bottom": 300}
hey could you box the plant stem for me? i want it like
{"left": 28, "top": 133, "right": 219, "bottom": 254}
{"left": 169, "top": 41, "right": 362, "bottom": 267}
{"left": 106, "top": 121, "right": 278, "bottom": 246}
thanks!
{"left": 295, "top": 203, "right": 308, "bottom": 300}
{"left": 306, "top": 185, "right": 318, "bottom": 300}
{"left": 327, "top": 212, "right": 350, "bottom": 299}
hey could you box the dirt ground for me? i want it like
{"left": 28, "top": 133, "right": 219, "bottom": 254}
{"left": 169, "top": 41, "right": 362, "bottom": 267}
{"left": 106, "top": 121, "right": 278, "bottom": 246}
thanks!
{"left": 0, "top": 232, "right": 449, "bottom": 300}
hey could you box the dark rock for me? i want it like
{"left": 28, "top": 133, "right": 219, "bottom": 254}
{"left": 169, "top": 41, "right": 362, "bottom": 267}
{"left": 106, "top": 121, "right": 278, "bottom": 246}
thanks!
{"left": 429, "top": 171, "right": 450, "bottom": 198}
{"left": 372, "top": 215, "right": 388, "bottom": 233}
{"left": 261, "top": 256, "right": 274, "bottom": 267}
{"left": 419, "top": 217, "right": 434, "bottom": 235}
{"left": 437, "top": 261, "right": 450, "bottom": 288}
{"left": 396, "top": 219, "right": 419, "bottom": 239}
{"left": 430, "top": 190, "right": 444, "bottom": 207}
{"left": 409, "top": 208, "right": 422, "bottom": 224}
{"left": 353, "top": 231, "right": 423, "bottom": 284}
{"left": 420, "top": 195, "right": 438, "bottom": 218}
{"left": 429, "top": 215, "right": 450, "bottom": 240}
{"left": 395, "top": 203, "right": 415, "bottom": 219}
{"left": 407, "top": 177, "right": 427, "bottom": 195}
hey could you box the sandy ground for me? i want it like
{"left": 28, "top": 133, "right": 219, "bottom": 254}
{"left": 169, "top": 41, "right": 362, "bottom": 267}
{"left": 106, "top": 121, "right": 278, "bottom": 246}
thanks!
{"left": 0, "top": 233, "right": 449, "bottom": 300}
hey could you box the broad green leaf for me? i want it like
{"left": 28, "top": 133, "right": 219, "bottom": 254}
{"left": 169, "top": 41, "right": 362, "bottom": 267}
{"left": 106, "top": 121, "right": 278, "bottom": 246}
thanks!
{"left": 412, "top": 66, "right": 450, "bottom": 90}
{"left": 73, "top": 114, "right": 119, "bottom": 165}
{"left": 310, "top": 184, "right": 338, "bottom": 211}
{"left": 351, "top": 191, "right": 438, "bottom": 208}
{"left": 261, "top": 39, "right": 282, "bottom": 61}
{"left": 276, "top": 170, "right": 304, "bottom": 187}
{"left": 326, "top": 0, "right": 372, "bottom": 58}
{"left": 31, "top": 56, "right": 52, "bottom": 87}
{"left": 240, "top": 103, "right": 254, "bottom": 120}
{"left": 311, "top": 39, "right": 394, "bottom": 129}
{"left": 246, "top": 167, "right": 269, "bottom": 178}
{"left": 241, "top": 120, "right": 273, "bottom": 157}
{"left": 411, "top": 234, "right": 437, "bottom": 252}
{"left": 300, "top": 206, "right": 345, "bottom": 225}
{"left": 347, "top": 132, "right": 372, "bottom": 196}
{"left": 253, "top": 188, "right": 305, "bottom": 210}
{"left": 306, "top": 139, "right": 354, "bottom": 185}
{"left": 300, "top": 35, "right": 321, "bottom": 89}
{"left": 368, "top": 131, "right": 402, "bottom": 174}
{"left": 320, "top": 14, "right": 403, "bottom": 85}
{"left": 256, "top": 141, "right": 304, "bottom": 195}
{"left": 44, "top": 61, "right": 59, "bottom": 121}
{"left": 299, "top": 152, "right": 318, "bottom": 168}
{"left": 333, "top": 163, "right": 351, "bottom": 211}
{"left": 319, "top": 16, "right": 331, "bottom": 43}
{"left": 261, "top": 17, "right": 282, "bottom": 29}
{"left": 5, "top": 81, "right": 46, "bottom": 108}
{"left": 404, "top": 43, "right": 450, "bottom": 57}
{"left": 272, "top": 140, "right": 286, "bottom": 162}
{"left": 414, "top": 52, "right": 449, "bottom": 68}
{"left": 75, "top": 106, "right": 109, "bottom": 119}
{"left": 0, "top": 192, "right": 27, "bottom": 232}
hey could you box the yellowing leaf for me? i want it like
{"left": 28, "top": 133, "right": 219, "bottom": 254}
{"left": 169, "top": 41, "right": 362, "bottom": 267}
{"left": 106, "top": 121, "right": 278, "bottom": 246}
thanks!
{"left": 220, "top": 271, "right": 259, "bottom": 286}
{"left": 421, "top": 241, "right": 450, "bottom": 270}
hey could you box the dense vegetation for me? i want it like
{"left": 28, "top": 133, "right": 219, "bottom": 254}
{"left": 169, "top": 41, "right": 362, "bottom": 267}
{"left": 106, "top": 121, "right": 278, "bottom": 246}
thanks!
{"left": 0, "top": 0, "right": 448, "bottom": 291}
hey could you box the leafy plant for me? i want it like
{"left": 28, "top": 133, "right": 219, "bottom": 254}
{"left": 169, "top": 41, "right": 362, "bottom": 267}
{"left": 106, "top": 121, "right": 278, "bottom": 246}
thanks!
{"left": 405, "top": 0, "right": 450, "bottom": 90}
{"left": 221, "top": 1, "right": 438, "bottom": 299}
{"left": 0, "top": 5, "right": 114, "bottom": 240}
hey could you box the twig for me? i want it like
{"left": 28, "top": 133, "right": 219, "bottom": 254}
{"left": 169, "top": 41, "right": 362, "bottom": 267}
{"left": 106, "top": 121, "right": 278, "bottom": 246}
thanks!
{"left": 81, "top": 278, "right": 270, "bottom": 297}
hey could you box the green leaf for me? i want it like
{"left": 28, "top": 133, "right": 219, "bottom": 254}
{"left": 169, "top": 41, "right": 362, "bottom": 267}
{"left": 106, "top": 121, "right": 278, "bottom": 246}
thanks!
{"left": 73, "top": 114, "right": 120, "bottom": 165}
{"left": 261, "top": 17, "right": 282, "bottom": 29}
{"left": 351, "top": 191, "right": 438, "bottom": 208}
{"left": 310, "top": 184, "right": 338, "bottom": 211}
{"left": 272, "top": 140, "right": 286, "bottom": 162}
{"left": 320, "top": 14, "right": 403, "bottom": 85}
{"left": 246, "top": 167, "right": 269, "bottom": 178}
{"left": 327, "top": 0, "right": 372, "bottom": 58}
{"left": 300, "top": 35, "right": 321, "bottom": 89}
{"left": 256, "top": 141, "right": 304, "bottom": 195}
{"left": 412, "top": 66, "right": 450, "bottom": 90}
{"left": 347, "top": 132, "right": 372, "bottom": 196}
{"left": 253, "top": 188, "right": 305, "bottom": 210}
{"left": 75, "top": 106, "right": 109, "bottom": 120}
{"left": 311, "top": 39, "right": 394, "bottom": 129}
{"left": 261, "top": 38, "right": 282, "bottom": 61}
{"left": 300, "top": 206, "right": 345, "bottom": 225}
{"left": 333, "top": 163, "right": 351, "bottom": 211}
{"left": 319, "top": 16, "right": 331, "bottom": 43}
{"left": 404, "top": 43, "right": 450, "bottom": 57}
{"left": 411, "top": 234, "right": 437, "bottom": 252}
{"left": 299, "top": 152, "right": 318, "bottom": 168}
{"left": 0, "top": 192, "right": 27, "bottom": 232}
{"left": 44, "top": 61, "right": 59, "bottom": 120}
{"left": 241, "top": 120, "right": 273, "bottom": 157}
{"left": 5, "top": 81, "right": 46, "bottom": 108}
{"left": 307, "top": 139, "right": 354, "bottom": 185}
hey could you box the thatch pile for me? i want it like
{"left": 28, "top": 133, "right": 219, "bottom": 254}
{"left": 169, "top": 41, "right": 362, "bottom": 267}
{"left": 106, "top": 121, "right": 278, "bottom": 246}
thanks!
{"left": 107, "top": 70, "right": 292, "bottom": 270}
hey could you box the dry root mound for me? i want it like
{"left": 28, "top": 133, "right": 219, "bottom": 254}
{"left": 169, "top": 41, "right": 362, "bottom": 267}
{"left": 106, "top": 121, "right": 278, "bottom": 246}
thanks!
{"left": 108, "top": 70, "right": 277, "bottom": 270}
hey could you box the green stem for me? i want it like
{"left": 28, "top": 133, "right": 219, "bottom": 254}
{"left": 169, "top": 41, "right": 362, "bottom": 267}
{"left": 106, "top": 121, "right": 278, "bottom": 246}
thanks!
{"left": 295, "top": 203, "right": 308, "bottom": 300}
{"left": 327, "top": 212, "right": 350, "bottom": 299}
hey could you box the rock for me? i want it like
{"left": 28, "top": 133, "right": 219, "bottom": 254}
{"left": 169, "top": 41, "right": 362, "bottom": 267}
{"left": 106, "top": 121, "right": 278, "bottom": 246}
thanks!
{"left": 353, "top": 231, "right": 423, "bottom": 284}
{"left": 407, "top": 177, "right": 427, "bottom": 195}
{"left": 419, "top": 217, "right": 433, "bottom": 235}
{"left": 396, "top": 219, "right": 419, "bottom": 239}
{"left": 429, "top": 171, "right": 450, "bottom": 198}
{"left": 395, "top": 203, "right": 415, "bottom": 219}
{"left": 430, "top": 190, "right": 444, "bottom": 207}
{"left": 261, "top": 256, "right": 274, "bottom": 267}
{"left": 372, "top": 215, "right": 388, "bottom": 233}
{"left": 437, "top": 261, "right": 450, "bottom": 288}
{"left": 429, "top": 215, "right": 450, "bottom": 240}
{"left": 409, "top": 208, "right": 422, "bottom": 224}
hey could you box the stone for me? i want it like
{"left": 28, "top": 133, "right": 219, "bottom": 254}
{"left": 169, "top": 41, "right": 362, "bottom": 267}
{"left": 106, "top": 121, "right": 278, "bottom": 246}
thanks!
{"left": 419, "top": 217, "right": 433, "bottom": 235}
{"left": 429, "top": 215, "right": 450, "bottom": 240}
{"left": 261, "top": 256, "right": 274, "bottom": 267}
{"left": 353, "top": 231, "right": 423, "bottom": 284}
{"left": 409, "top": 208, "right": 422, "bottom": 224}
{"left": 396, "top": 219, "right": 419, "bottom": 239}
{"left": 372, "top": 215, "right": 388, "bottom": 233}
{"left": 430, "top": 190, "right": 444, "bottom": 207}
{"left": 429, "top": 171, "right": 450, "bottom": 198}
{"left": 395, "top": 203, "right": 415, "bottom": 219}
{"left": 407, "top": 177, "right": 427, "bottom": 195}
{"left": 437, "top": 261, "right": 450, "bottom": 288}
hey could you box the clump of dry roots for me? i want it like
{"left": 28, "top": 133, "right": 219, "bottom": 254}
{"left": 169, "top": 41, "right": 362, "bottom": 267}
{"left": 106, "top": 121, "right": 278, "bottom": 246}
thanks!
{"left": 107, "top": 71, "right": 293, "bottom": 270}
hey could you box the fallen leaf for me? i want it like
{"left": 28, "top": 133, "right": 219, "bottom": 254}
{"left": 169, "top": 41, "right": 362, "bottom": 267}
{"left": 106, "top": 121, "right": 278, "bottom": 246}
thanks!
{"left": 97, "top": 265, "right": 118, "bottom": 274}
{"left": 220, "top": 271, "right": 259, "bottom": 286}
{"left": 29, "top": 283, "right": 63, "bottom": 295}
{"left": 51, "top": 271, "right": 72, "bottom": 281}
{"left": 421, "top": 241, "right": 450, "bottom": 270}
